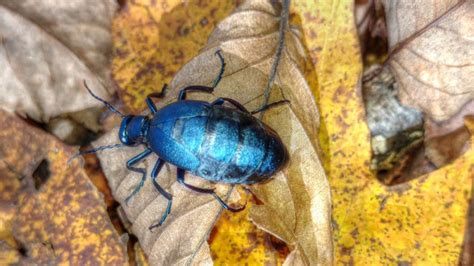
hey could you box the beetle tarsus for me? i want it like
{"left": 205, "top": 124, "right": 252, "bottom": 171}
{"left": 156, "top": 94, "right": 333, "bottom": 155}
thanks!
{"left": 211, "top": 49, "right": 226, "bottom": 88}
{"left": 178, "top": 85, "right": 214, "bottom": 101}
{"left": 212, "top": 192, "right": 246, "bottom": 212}
{"left": 146, "top": 84, "right": 168, "bottom": 113}
{"left": 148, "top": 159, "right": 173, "bottom": 229}
{"left": 124, "top": 149, "right": 153, "bottom": 204}
{"left": 148, "top": 200, "right": 172, "bottom": 231}
{"left": 251, "top": 99, "right": 290, "bottom": 114}
{"left": 177, "top": 168, "right": 245, "bottom": 212}
{"left": 211, "top": 97, "right": 250, "bottom": 113}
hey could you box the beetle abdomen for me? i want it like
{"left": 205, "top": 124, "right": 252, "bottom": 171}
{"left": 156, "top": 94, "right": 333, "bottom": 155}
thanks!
{"left": 149, "top": 101, "right": 287, "bottom": 184}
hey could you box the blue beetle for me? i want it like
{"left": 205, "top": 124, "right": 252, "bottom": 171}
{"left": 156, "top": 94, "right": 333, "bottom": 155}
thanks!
{"left": 81, "top": 51, "right": 288, "bottom": 229}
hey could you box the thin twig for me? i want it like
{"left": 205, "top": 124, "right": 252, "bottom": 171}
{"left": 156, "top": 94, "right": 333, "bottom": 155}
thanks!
{"left": 259, "top": 0, "right": 291, "bottom": 119}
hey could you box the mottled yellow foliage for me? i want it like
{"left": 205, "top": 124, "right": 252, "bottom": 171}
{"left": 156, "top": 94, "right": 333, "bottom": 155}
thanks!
{"left": 0, "top": 111, "right": 127, "bottom": 265}
{"left": 295, "top": 0, "right": 473, "bottom": 264}
{"left": 210, "top": 201, "right": 288, "bottom": 265}
{"left": 112, "top": 0, "right": 240, "bottom": 112}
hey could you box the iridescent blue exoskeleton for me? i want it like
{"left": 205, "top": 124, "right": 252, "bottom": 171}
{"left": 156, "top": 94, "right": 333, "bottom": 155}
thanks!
{"left": 77, "top": 51, "right": 288, "bottom": 229}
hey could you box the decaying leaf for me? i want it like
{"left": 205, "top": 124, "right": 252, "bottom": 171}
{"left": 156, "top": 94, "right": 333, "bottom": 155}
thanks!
{"left": 0, "top": 110, "right": 127, "bottom": 264}
{"left": 111, "top": 0, "right": 240, "bottom": 112}
{"left": 95, "top": 128, "right": 233, "bottom": 265}
{"left": 171, "top": 0, "right": 331, "bottom": 264}
{"left": 297, "top": 0, "right": 474, "bottom": 263}
{"left": 0, "top": 0, "right": 117, "bottom": 131}
{"left": 382, "top": 0, "right": 474, "bottom": 122}
{"left": 379, "top": 0, "right": 474, "bottom": 168}
{"left": 424, "top": 102, "right": 474, "bottom": 168}
{"left": 0, "top": 153, "right": 23, "bottom": 265}
{"left": 103, "top": 0, "right": 331, "bottom": 264}
{"left": 425, "top": 119, "right": 471, "bottom": 168}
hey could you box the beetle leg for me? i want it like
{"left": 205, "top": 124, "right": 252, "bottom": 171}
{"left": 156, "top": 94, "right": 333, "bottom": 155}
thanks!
{"left": 251, "top": 100, "right": 290, "bottom": 114}
{"left": 148, "top": 159, "right": 173, "bottom": 230}
{"left": 176, "top": 50, "right": 225, "bottom": 101}
{"left": 176, "top": 168, "right": 245, "bottom": 212}
{"left": 211, "top": 97, "right": 250, "bottom": 113}
{"left": 124, "top": 148, "right": 153, "bottom": 204}
{"left": 211, "top": 49, "right": 226, "bottom": 88}
{"left": 146, "top": 84, "right": 168, "bottom": 114}
{"left": 178, "top": 86, "right": 214, "bottom": 101}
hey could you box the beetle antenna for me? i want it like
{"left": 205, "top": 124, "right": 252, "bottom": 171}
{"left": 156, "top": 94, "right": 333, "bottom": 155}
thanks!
{"left": 68, "top": 143, "right": 126, "bottom": 164}
{"left": 83, "top": 80, "right": 126, "bottom": 118}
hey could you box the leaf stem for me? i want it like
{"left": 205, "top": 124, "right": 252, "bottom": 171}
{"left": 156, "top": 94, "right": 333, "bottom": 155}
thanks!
{"left": 259, "top": 0, "right": 291, "bottom": 120}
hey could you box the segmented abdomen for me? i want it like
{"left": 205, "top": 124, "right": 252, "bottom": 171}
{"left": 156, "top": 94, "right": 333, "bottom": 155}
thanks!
{"left": 150, "top": 101, "right": 287, "bottom": 184}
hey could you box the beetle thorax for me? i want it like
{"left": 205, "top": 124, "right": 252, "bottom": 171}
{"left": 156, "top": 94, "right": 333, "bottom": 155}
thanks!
{"left": 119, "top": 115, "right": 150, "bottom": 146}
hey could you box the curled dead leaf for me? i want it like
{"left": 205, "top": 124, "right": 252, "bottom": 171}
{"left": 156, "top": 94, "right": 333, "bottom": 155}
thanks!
{"left": 383, "top": 0, "right": 474, "bottom": 122}
{"left": 0, "top": 0, "right": 117, "bottom": 132}
{"left": 378, "top": 0, "right": 474, "bottom": 169}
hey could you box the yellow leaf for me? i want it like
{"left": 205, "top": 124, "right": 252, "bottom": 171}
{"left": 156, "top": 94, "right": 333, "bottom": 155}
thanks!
{"left": 112, "top": 0, "right": 239, "bottom": 112}
{"left": 210, "top": 201, "right": 289, "bottom": 265}
{"left": 295, "top": 0, "right": 474, "bottom": 264}
{"left": 0, "top": 111, "right": 128, "bottom": 265}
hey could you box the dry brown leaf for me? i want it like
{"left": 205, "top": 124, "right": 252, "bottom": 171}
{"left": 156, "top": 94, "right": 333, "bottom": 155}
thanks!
{"left": 283, "top": 249, "right": 305, "bottom": 266}
{"left": 383, "top": 0, "right": 474, "bottom": 122}
{"left": 0, "top": 0, "right": 117, "bottom": 131}
{"left": 171, "top": 0, "right": 331, "bottom": 264}
{"left": 96, "top": 0, "right": 331, "bottom": 265}
{"left": 424, "top": 101, "right": 474, "bottom": 167}
{"left": 96, "top": 129, "right": 230, "bottom": 265}
{"left": 0, "top": 110, "right": 127, "bottom": 264}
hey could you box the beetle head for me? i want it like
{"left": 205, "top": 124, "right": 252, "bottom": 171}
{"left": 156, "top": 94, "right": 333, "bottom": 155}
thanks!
{"left": 119, "top": 115, "right": 149, "bottom": 146}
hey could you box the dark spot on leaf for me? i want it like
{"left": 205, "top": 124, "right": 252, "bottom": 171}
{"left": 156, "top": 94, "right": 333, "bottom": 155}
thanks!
{"left": 18, "top": 243, "right": 28, "bottom": 257}
{"left": 268, "top": 234, "right": 289, "bottom": 255}
{"left": 389, "top": 182, "right": 412, "bottom": 196}
{"left": 247, "top": 232, "right": 257, "bottom": 242}
{"left": 178, "top": 25, "right": 190, "bottom": 36}
{"left": 117, "top": 0, "right": 126, "bottom": 8}
{"left": 444, "top": 201, "right": 453, "bottom": 209}
{"left": 32, "top": 159, "right": 50, "bottom": 190}
{"left": 351, "top": 228, "right": 359, "bottom": 238}
{"left": 397, "top": 260, "right": 411, "bottom": 266}
{"left": 340, "top": 245, "right": 354, "bottom": 257}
